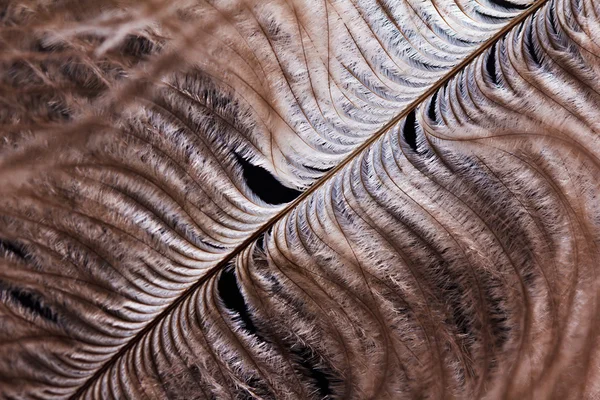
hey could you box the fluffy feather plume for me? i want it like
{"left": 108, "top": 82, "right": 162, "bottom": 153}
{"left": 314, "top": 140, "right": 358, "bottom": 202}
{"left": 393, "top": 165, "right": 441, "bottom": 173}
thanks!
{"left": 2, "top": 0, "right": 600, "bottom": 398}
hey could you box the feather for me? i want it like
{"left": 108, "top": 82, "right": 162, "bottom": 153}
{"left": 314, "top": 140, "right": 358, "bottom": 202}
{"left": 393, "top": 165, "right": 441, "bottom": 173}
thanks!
{"left": 2, "top": 0, "right": 600, "bottom": 398}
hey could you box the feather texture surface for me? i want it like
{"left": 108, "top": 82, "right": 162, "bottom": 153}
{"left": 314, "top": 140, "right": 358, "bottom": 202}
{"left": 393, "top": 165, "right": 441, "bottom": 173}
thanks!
{"left": 2, "top": 0, "right": 600, "bottom": 398}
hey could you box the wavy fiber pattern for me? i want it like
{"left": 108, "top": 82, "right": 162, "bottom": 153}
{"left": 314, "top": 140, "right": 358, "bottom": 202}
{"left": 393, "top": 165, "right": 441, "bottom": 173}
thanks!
{"left": 3, "top": 0, "right": 600, "bottom": 398}
{"left": 0, "top": 0, "right": 537, "bottom": 397}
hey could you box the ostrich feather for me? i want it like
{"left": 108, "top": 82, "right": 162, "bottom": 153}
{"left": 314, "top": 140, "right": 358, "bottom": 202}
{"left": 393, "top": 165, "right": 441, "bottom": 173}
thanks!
{"left": 1, "top": 0, "right": 599, "bottom": 398}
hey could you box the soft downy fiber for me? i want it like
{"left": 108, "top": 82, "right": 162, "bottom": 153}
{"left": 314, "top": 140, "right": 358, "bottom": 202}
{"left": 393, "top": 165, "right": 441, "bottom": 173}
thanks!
{"left": 3, "top": 0, "right": 600, "bottom": 399}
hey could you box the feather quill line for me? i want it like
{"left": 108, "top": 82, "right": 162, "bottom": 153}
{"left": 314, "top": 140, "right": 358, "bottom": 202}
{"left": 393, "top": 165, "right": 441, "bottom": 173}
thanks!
{"left": 70, "top": 1, "right": 551, "bottom": 397}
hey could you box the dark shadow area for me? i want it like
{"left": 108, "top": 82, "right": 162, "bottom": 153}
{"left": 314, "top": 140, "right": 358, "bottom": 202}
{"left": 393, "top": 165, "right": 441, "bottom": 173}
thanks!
{"left": 548, "top": 8, "right": 559, "bottom": 35}
{"left": 489, "top": 0, "right": 529, "bottom": 10}
{"left": 486, "top": 43, "right": 499, "bottom": 85}
{"left": 217, "top": 268, "right": 257, "bottom": 335}
{"left": 292, "top": 346, "right": 337, "bottom": 398}
{"left": 0, "top": 238, "right": 27, "bottom": 260}
{"left": 525, "top": 24, "right": 541, "bottom": 66}
{"left": 0, "top": 283, "right": 57, "bottom": 323}
{"left": 427, "top": 90, "right": 439, "bottom": 123}
{"left": 255, "top": 232, "right": 266, "bottom": 252}
{"left": 403, "top": 110, "right": 419, "bottom": 153}
{"left": 235, "top": 154, "right": 302, "bottom": 205}
{"left": 303, "top": 164, "right": 333, "bottom": 173}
